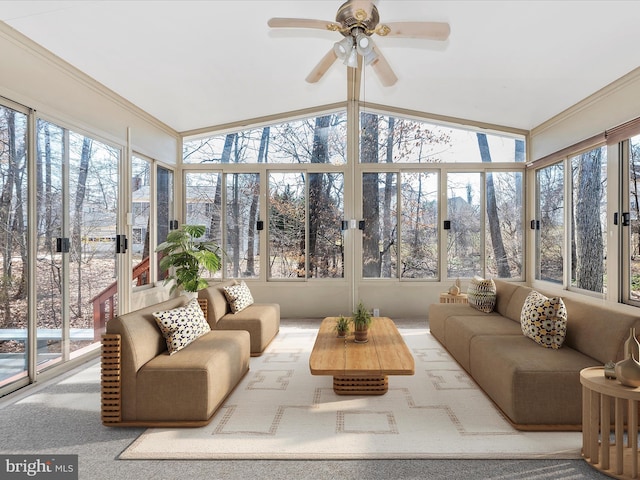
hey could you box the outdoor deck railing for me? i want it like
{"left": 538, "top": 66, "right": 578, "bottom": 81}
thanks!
{"left": 91, "top": 256, "right": 150, "bottom": 341}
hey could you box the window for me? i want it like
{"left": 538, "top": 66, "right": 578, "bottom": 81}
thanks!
{"left": 185, "top": 171, "right": 222, "bottom": 245}
{"left": 156, "top": 166, "right": 174, "bottom": 281}
{"left": 627, "top": 135, "right": 640, "bottom": 302}
{"left": 571, "top": 146, "right": 607, "bottom": 293}
{"left": 131, "top": 156, "right": 150, "bottom": 286}
{"left": 183, "top": 112, "right": 347, "bottom": 165}
{"left": 536, "top": 163, "right": 564, "bottom": 284}
{"left": 485, "top": 171, "right": 523, "bottom": 279}
{"left": 268, "top": 172, "right": 344, "bottom": 279}
{"left": 184, "top": 109, "right": 525, "bottom": 284}
{"left": 360, "top": 112, "right": 524, "bottom": 164}
{"left": 400, "top": 172, "right": 439, "bottom": 278}
{"left": 0, "top": 104, "right": 28, "bottom": 387}
{"left": 226, "top": 173, "right": 260, "bottom": 278}
{"left": 447, "top": 172, "right": 481, "bottom": 278}
{"left": 362, "top": 172, "right": 398, "bottom": 278}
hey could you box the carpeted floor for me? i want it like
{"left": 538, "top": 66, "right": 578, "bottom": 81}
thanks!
{"left": 0, "top": 319, "right": 610, "bottom": 479}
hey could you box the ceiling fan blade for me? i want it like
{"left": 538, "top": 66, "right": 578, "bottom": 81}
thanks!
{"left": 370, "top": 45, "right": 397, "bottom": 87}
{"left": 268, "top": 17, "right": 341, "bottom": 32}
{"left": 306, "top": 49, "right": 339, "bottom": 84}
{"left": 377, "top": 21, "right": 450, "bottom": 41}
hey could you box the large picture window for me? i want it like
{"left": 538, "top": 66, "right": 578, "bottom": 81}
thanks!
{"left": 183, "top": 109, "right": 526, "bottom": 284}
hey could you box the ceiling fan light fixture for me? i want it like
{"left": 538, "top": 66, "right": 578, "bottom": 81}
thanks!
{"left": 355, "top": 32, "right": 373, "bottom": 56}
{"left": 362, "top": 49, "right": 378, "bottom": 66}
{"left": 344, "top": 45, "right": 359, "bottom": 68}
{"left": 333, "top": 36, "right": 353, "bottom": 60}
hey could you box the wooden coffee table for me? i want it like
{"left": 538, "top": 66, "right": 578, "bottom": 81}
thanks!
{"left": 309, "top": 316, "right": 414, "bottom": 395}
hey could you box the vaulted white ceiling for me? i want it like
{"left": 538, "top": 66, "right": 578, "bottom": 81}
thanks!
{"left": 2, "top": 0, "right": 640, "bottom": 134}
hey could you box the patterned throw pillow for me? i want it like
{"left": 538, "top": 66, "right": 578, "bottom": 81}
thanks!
{"left": 467, "top": 276, "right": 497, "bottom": 313}
{"left": 153, "top": 298, "right": 211, "bottom": 355}
{"left": 223, "top": 281, "right": 254, "bottom": 313}
{"left": 520, "top": 291, "right": 568, "bottom": 349}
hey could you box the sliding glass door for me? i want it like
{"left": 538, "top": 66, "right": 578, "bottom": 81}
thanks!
{"left": 0, "top": 104, "right": 28, "bottom": 387}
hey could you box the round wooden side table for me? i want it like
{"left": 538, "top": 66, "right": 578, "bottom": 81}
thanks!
{"left": 439, "top": 292, "right": 468, "bottom": 304}
{"left": 581, "top": 366, "right": 640, "bottom": 479}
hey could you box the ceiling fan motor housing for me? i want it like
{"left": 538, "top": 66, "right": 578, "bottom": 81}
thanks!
{"left": 336, "top": 0, "right": 379, "bottom": 37}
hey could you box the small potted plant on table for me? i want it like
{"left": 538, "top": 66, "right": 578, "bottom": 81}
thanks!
{"left": 335, "top": 315, "right": 350, "bottom": 338}
{"left": 353, "top": 301, "right": 372, "bottom": 343}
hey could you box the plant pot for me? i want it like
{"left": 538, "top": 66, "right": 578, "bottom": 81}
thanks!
{"left": 354, "top": 326, "right": 368, "bottom": 343}
{"left": 181, "top": 291, "right": 199, "bottom": 301}
{"left": 336, "top": 329, "right": 348, "bottom": 338}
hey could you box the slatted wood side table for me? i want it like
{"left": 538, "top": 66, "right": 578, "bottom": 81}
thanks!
{"left": 581, "top": 366, "right": 640, "bottom": 479}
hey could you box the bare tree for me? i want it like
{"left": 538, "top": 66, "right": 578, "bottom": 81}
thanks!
{"left": 71, "top": 137, "right": 91, "bottom": 318}
{"left": 573, "top": 149, "right": 604, "bottom": 292}
{"left": 361, "top": 113, "right": 381, "bottom": 277}
{"left": 477, "top": 133, "right": 510, "bottom": 277}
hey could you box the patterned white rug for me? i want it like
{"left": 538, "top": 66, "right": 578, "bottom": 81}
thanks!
{"left": 120, "top": 323, "right": 582, "bottom": 460}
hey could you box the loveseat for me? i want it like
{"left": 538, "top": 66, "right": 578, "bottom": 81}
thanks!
{"left": 101, "top": 295, "right": 250, "bottom": 427}
{"left": 429, "top": 280, "right": 640, "bottom": 430}
{"left": 198, "top": 281, "right": 280, "bottom": 356}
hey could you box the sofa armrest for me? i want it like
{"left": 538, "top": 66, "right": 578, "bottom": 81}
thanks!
{"left": 101, "top": 334, "right": 122, "bottom": 425}
{"left": 198, "top": 298, "right": 208, "bottom": 320}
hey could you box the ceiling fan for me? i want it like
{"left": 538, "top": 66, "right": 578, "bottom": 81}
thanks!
{"left": 267, "top": 0, "right": 450, "bottom": 87}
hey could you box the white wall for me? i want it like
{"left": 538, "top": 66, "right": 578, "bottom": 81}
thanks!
{"left": 0, "top": 22, "right": 178, "bottom": 163}
{"left": 530, "top": 67, "right": 640, "bottom": 161}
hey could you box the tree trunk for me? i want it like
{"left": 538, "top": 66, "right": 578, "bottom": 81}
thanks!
{"left": 575, "top": 149, "right": 603, "bottom": 292}
{"left": 381, "top": 117, "right": 395, "bottom": 276}
{"left": 477, "top": 133, "right": 510, "bottom": 277}
{"left": 0, "top": 110, "right": 17, "bottom": 321}
{"left": 306, "top": 115, "right": 331, "bottom": 277}
{"left": 13, "top": 159, "right": 27, "bottom": 300}
{"left": 361, "top": 113, "right": 381, "bottom": 277}
{"left": 210, "top": 133, "right": 236, "bottom": 244}
{"left": 72, "top": 137, "right": 91, "bottom": 317}
{"left": 231, "top": 173, "right": 240, "bottom": 276}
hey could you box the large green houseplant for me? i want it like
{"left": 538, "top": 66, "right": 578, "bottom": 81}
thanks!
{"left": 156, "top": 224, "right": 222, "bottom": 294}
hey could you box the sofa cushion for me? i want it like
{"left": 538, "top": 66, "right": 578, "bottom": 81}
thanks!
{"left": 223, "top": 280, "right": 254, "bottom": 313}
{"left": 153, "top": 297, "right": 211, "bottom": 355}
{"left": 217, "top": 303, "right": 280, "bottom": 354}
{"left": 520, "top": 291, "right": 567, "bottom": 349}
{"left": 493, "top": 280, "right": 533, "bottom": 322}
{"left": 443, "top": 314, "right": 522, "bottom": 372}
{"left": 469, "top": 334, "right": 599, "bottom": 426}
{"left": 428, "top": 303, "right": 495, "bottom": 344}
{"left": 136, "top": 330, "right": 250, "bottom": 422}
{"left": 552, "top": 294, "right": 640, "bottom": 364}
{"left": 467, "top": 276, "right": 497, "bottom": 313}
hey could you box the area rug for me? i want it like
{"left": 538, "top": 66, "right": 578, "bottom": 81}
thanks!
{"left": 120, "top": 323, "right": 582, "bottom": 460}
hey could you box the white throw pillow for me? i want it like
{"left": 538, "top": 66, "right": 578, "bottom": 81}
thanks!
{"left": 520, "top": 290, "right": 568, "bottom": 349}
{"left": 153, "top": 298, "right": 211, "bottom": 355}
{"left": 223, "top": 280, "right": 254, "bottom": 313}
{"left": 467, "top": 276, "right": 497, "bottom": 313}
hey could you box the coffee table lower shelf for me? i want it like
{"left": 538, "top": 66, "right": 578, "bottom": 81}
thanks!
{"left": 333, "top": 375, "right": 389, "bottom": 395}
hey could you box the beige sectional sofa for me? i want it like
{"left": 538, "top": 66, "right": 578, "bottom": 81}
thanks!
{"left": 101, "top": 295, "right": 250, "bottom": 427}
{"left": 429, "top": 280, "right": 640, "bottom": 430}
{"left": 198, "top": 281, "right": 280, "bottom": 356}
